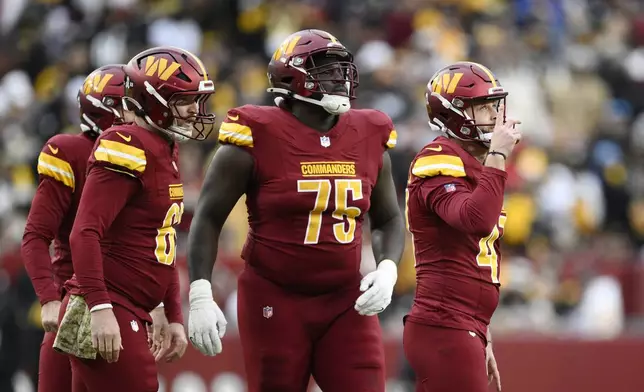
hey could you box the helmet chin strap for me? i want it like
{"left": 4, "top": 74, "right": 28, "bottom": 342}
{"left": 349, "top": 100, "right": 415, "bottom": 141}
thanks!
{"left": 267, "top": 88, "right": 351, "bottom": 115}
{"left": 168, "top": 122, "right": 192, "bottom": 142}
{"left": 462, "top": 109, "right": 492, "bottom": 146}
{"left": 430, "top": 118, "right": 491, "bottom": 147}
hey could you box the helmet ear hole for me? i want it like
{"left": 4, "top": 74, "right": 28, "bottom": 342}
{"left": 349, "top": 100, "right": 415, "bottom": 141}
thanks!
{"left": 176, "top": 72, "right": 191, "bottom": 82}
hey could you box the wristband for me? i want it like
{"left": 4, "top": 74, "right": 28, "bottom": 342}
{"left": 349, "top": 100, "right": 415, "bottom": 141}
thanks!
{"left": 90, "top": 303, "right": 113, "bottom": 312}
{"left": 487, "top": 151, "right": 507, "bottom": 160}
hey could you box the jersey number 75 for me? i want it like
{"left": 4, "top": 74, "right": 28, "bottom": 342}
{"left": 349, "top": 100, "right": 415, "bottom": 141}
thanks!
{"left": 297, "top": 179, "right": 363, "bottom": 245}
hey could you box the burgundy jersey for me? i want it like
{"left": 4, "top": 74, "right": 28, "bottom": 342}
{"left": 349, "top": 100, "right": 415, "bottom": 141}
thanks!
{"left": 67, "top": 124, "right": 183, "bottom": 324}
{"left": 405, "top": 136, "right": 507, "bottom": 339}
{"left": 218, "top": 105, "right": 397, "bottom": 294}
{"left": 22, "top": 133, "right": 95, "bottom": 304}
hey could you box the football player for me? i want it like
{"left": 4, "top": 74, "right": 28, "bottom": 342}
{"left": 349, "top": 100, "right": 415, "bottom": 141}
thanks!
{"left": 403, "top": 62, "right": 521, "bottom": 392}
{"left": 21, "top": 64, "right": 128, "bottom": 392}
{"left": 62, "top": 46, "right": 216, "bottom": 392}
{"left": 186, "top": 29, "right": 405, "bottom": 392}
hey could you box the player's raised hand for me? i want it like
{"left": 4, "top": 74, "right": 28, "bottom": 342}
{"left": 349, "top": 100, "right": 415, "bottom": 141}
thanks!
{"left": 188, "top": 279, "right": 227, "bottom": 356}
{"left": 354, "top": 259, "right": 398, "bottom": 316}
{"left": 41, "top": 300, "right": 62, "bottom": 332}
{"left": 90, "top": 307, "right": 122, "bottom": 363}
{"left": 148, "top": 306, "right": 170, "bottom": 361}
{"left": 163, "top": 323, "right": 188, "bottom": 362}
{"left": 488, "top": 104, "right": 521, "bottom": 159}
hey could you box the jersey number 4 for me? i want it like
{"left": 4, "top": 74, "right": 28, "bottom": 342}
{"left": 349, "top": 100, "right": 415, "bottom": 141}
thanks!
{"left": 155, "top": 202, "right": 184, "bottom": 265}
{"left": 476, "top": 215, "right": 506, "bottom": 284}
{"left": 297, "top": 179, "right": 363, "bottom": 245}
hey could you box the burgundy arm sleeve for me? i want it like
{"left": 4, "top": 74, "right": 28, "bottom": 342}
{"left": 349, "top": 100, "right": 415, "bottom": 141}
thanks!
{"left": 22, "top": 179, "right": 73, "bottom": 304}
{"left": 163, "top": 268, "right": 184, "bottom": 324}
{"left": 422, "top": 166, "right": 507, "bottom": 235}
{"left": 69, "top": 167, "right": 140, "bottom": 310}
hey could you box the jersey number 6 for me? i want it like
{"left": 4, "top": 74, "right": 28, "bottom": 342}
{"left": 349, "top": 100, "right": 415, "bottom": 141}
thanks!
{"left": 297, "top": 179, "right": 363, "bottom": 245}
{"left": 155, "top": 202, "right": 184, "bottom": 265}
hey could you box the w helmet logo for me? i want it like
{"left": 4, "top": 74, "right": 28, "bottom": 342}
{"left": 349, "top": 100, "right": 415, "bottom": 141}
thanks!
{"left": 144, "top": 56, "right": 181, "bottom": 81}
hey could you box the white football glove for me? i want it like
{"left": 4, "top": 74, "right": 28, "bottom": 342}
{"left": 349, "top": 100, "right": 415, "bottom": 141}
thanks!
{"left": 188, "top": 279, "right": 227, "bottom": 356}
{"left": 354, "top": 259, "right": 398, "bottom": 316}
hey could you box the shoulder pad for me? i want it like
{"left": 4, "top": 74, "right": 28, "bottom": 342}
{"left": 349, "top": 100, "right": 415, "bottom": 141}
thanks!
{"left": 359, "top": 109, "right": 390, "bottom": 126}
{"left": 92, "top": 127, "right": 147, "bottom": 177}
{"left": 37, "top": 134, "right": 79, "bottom": 189}
{"left": 358, "top": 109, "right": 397, "bottom": 149}
{"left": 411, "top": 141, "right": 465, "bottom": 178}
{"left": 218, "top": 105, "right": 258, "bottom": 148}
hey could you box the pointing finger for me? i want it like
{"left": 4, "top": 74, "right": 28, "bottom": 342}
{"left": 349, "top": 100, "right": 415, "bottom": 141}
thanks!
{"left": 495, "top": 104, "right": 505, "bottom": 127}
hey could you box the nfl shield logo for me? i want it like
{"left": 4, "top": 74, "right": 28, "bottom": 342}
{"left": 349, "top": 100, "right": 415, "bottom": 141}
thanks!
{"left": 263, "top": 306, "right": 273, "bottom": 319}
{"left": 443, "top": 183, "right": 456, "bottom": 193}
{"left": 130, "top": 320, "right": 139, "bottom": 332}
{"left": 320, "top": 135, "right": 331, "bottom": 148}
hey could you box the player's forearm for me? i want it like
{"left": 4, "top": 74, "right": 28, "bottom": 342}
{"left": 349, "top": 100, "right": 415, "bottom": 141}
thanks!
{"left": 22, "top": 233, "right": 59, "bottom": 304}
{"left": 487, "top": 327, "right": 493, "bottom": 346}
{"left": 187, "top": 214, "right": 222, "bottom": 282}
{"left": 163, "top": 268, "right": 184, "bottom": 324}
{"left": 69, "top": 227, "right": 111, "bottom": 308}
{"left": 369, "top": 152, "right": 404, "bottom": 264}
{"left": 371, "top": 214, "right": 405, "bottom": 264}
{"left": 21, "top": 180, "right": 73, "bottom": 304}
{"left": 459, "top": 169, "right": 505, "bottom": 233}
{"left": 187, "top": 144, "right": 252, "bottom": 283}
{"left": 434, "top": 169, "right": 506, "bottom": 235}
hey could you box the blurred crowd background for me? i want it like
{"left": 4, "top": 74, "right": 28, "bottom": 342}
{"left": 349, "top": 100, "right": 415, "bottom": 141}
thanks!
{"left": 1, "top": 0, "right": 644, "bottom": 391}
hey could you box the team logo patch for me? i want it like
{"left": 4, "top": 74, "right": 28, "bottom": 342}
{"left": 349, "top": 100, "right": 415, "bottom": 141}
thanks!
{"left": 320, "top": 135, "right": 331, "bottom": 148}
{"left": 444, "top": 183, "right": 456, "bottom": 193}
{"left": 130, "top": 320, "right": 139, "bottom": 332}
{"left": 262, "top": 306, "right": 273, "bottom": 319}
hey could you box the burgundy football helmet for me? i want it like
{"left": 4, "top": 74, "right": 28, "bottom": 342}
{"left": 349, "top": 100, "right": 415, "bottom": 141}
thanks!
{"left": 267, "top": 29, "right": 358, "bottom": 115}
{"left": 78, "top": 64, "right": 127, "bottom": 135}
{"left": 122, "top": 46, "right": 216, "bottom": 141}
{"left": 426, "top": 61, "right": 507, "bottom": 145}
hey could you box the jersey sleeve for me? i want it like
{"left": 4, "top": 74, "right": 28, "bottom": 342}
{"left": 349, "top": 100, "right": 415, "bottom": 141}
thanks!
{"left": 36, "top": 138, "right": 77, "bottom": 190}
{"left": 411, "top": 144, "right": 466, "bottom": 179}
{"left": 69, "top": 165, "right": 140, "bottom": 310}
{"left": 411, "top": 143, "right": 507, "bottom": 236}
{"left": 385, "top": 128, "right": 397, "bottom": 149}
{"left": 90, "top": 129, "right": 147, "bottom": 178}
{"left": 22, "top": 137, "right": 78, "bottom": 304}
{"left": 163, "top": 268, "right": 183, "bottom": 325}
{"left": 217, "top": 108, "right": 254, "bottom": 150}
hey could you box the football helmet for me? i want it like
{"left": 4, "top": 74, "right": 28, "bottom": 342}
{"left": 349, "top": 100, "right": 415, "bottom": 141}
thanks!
{"left": 267, "top": 29, "right": 358, "bottom": 115}
{"left": 426, "top": 61, "right": 507, "bottom": 145}
{"left": 122, "top": 46, "right": 216, "bottom": 141}
{"left": 78, "top": 64, "right": 127, "bottom": 135}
